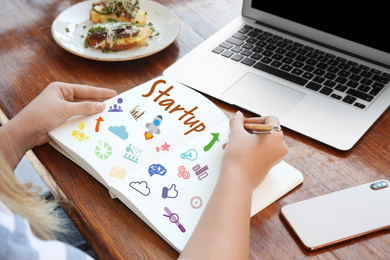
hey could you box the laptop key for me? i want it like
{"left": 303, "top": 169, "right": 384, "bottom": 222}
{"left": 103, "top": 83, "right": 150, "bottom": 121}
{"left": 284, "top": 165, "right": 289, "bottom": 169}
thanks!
{"left": 302, "top": 72, "right": 315, "bottom": 80}
{"left": 306, "top": 82, "right": 322, "bottom": 91}
{"left": 231, "top": 54, "right": 244, "bottom": 61}
{"left": 335, "top": 84, "right": 348, "bottom": 92}
{"left": 253, "top": 62, "right": 308, "bottom": 86}
{"left": 238, "top": 27, "right": 250, "bottom": 34}
{"left": 372, "top": 74, "right": 390, "bottom": 84}
{"left": 212, "top": 46, "right": 224, "bottom": 54}
{"left": 250, "top": 53, "right": 262, "bottom": 60}
{"left": 220, "top": 42, "right": 233, "bottom": 49}
{"left": 291, "top": 68, "right": 303, "bottom": 76}
{"left": 242, "top": 43, "right": 254, "bottom": 50}
{"left": 369, "top": 83, "right": 385, "bottom": 95}
{"left": 346, "top": 89, "right": 374, "bottom": 102}
{"left": 354, "top": 102, "right": 366, "bottom": 109}
{"left": 331, "top": 93, "right": 342, "bottom": 100}
{"left": 252, "top": 47, "right": 263, "bottom": 53}
{"left": 246, "top": 37, "right": 257, "bottom": 44}
{"left": 319, "top": 86, "right": 333, "bottom": 95}
{"left": 226, "top": 37, "right": 244, "bottom": 46}
{"left": 312, "top": 76, "right": 325, "bottom": 84}
{"left": 241, "top": 58, "right": 256, "bottom": 66}
{"left": 231, "top": 46, "right": 242, "bottom": 53}
{"left": 271, "top": 61, "right": 283, "bottom": 68}
{"left": 281, "top": 64, "right": 293, "bottom": 72}
{"left": 221, "top": 50, "right": 234, "bottom": 58}
{"left": 247, "top": 31, "right": 259, "bottom": 38}
{"left": 260, "top": 57, "right": 272, "bottom": 64}
{"left": 358, "top": 85, "right": 370, "bottom": 92}
{"left": 241, "top": 50, "right": 252, "bottom": 56}
{"left": 342, "top": 95, "right": 357, "bottom": 104}
{"left": 346, "top": 80, "right": 359, "bottom": 88}
{"left": 324, "top": 80, "right": 336, "bottom": 88}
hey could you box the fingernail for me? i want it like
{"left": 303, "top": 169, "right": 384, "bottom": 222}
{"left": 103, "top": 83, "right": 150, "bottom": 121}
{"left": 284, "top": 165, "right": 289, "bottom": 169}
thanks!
{"left": 235, "top": 110, "right": 243, "bottom": 116}
{"left": 230, "top": 111, "right": 242, "bottom": 119}
{"left": 96, "top": 103, "right": 106, "bottom": 111}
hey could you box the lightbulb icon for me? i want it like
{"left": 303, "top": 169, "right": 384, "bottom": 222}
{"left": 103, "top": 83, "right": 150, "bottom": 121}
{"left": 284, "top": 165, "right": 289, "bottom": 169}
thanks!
{"left": 180, "top": 149, "right": 198, "bottom": 161}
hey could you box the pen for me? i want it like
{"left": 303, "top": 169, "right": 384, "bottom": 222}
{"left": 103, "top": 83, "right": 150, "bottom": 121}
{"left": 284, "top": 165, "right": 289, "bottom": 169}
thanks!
{"left": 244, "top": 123, "right": 282, "bottom": 133}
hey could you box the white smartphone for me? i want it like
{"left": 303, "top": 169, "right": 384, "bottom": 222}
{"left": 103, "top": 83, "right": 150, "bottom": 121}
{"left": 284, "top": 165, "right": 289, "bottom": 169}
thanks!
{"left": 280, "top": 180, "right": 390, "bottom": 251}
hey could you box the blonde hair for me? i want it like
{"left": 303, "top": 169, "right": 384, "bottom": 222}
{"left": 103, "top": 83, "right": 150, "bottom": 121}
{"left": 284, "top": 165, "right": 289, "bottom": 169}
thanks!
{"left": 0, "top": 156, "right": 65, "bottom": 240}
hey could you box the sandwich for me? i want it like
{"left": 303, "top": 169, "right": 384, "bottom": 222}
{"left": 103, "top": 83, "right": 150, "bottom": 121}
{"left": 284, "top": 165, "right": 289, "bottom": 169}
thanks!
{"left": 90, "top": 0, "right": 147, "bottom": 24}
{"left": 85, "top": 19, "right": 153, "bottom": 52}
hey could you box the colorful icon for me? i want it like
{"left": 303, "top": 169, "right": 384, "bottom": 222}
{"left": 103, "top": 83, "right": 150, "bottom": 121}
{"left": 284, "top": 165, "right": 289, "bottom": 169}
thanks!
{"left": 95, "top": 116, "right": 104, "bottom": 132}
{"left": 145, "top": 115, "right": 163, "bottom": 140}
{"left": 130, "top": 105, "right": 146, "bottom": 121}
{"left": 190, "top": 196, "right": 203, "bottom": 209}
{"left": 177, "top": 166, "right": 190, "bottom": 180}
{"left": 156, "top": 142, "right": 171, "bottom": 152}
{"left": 180, "top": 149, "right": 198, "bottom": 161}
{"left": 204, "top": 133, "right": 220, "bottom": 151}
{"left": 163, "top": 207, "right": 186, "bottom": 233}
{"left": 71, "top": 122, "right": 89, "bottom": 142}
{"left": 123, "top": 143, "right": 142, "bottom": 164}
{"left": 109, "top": 166, "right": 126, "bottom": 180}
{"left": 108, "top": 98, "right": 123, "bottom": 112}
{"left": 108, "top": 125, "right": 129, "bottom": 140}
{"left": 162, "top": 184, "right": 178, "bottom": 199}
{"left": 148, "top": 164, "right": 167, "bottom": 176}
{"left": 95, "top": 140, "right": 112, "bottom": 160}
{"left": 192, "top": 164, "right": 209, "bottom": 180}
{"left": 129, "top": 181, "right": 150, "bottom": 196}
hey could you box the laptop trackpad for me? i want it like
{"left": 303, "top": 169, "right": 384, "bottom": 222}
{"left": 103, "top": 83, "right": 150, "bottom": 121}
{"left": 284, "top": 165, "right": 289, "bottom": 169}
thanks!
{"left": 222, "top": 73, "right": 306, "bottom": 118}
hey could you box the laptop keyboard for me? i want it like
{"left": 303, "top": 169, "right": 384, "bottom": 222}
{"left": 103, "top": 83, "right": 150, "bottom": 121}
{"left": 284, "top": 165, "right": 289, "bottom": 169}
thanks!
{"left": 212, "top": 24, "right": 390, "bottom": 109}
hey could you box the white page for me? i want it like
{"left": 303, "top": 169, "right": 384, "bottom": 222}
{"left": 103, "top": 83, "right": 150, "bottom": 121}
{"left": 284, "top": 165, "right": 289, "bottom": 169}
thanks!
{"left": 49, "top": 76, "right": 228, "bottom": 187}
{"left": 109, "top": 120, "right": 229, "bottom": 251}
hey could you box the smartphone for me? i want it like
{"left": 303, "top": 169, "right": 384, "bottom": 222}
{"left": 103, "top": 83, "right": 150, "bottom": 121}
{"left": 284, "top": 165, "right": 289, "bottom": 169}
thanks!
{"left": 280, "top": 180, "right": 390, "bottom": 251}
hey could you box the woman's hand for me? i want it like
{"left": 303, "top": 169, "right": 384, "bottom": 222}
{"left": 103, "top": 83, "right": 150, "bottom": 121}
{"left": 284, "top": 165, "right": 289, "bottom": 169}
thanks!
{"left": 0, "top": 82, "right": 117, "bottom": 169}
{"left": 221, "top": 111, "right": 288, "bottom": 190}
{"left": 19, "top": 82, "right": 117, "bottom": 146}
{"left": 179, "top": 111, "right": 287, "bottom": 260}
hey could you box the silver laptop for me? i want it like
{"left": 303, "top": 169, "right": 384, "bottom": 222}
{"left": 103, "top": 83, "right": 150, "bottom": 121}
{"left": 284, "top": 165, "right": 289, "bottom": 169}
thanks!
{"left": 164, "top": 1, "right": 390, "bottom": 150}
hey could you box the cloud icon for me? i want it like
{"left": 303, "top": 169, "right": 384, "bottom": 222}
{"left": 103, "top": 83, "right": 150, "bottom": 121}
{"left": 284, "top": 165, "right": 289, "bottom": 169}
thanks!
{"left": 129, "top": 181, "right": 150, "bottom": 196}
{"left": 108, "top": 125, "right": 129, "bottom": 140}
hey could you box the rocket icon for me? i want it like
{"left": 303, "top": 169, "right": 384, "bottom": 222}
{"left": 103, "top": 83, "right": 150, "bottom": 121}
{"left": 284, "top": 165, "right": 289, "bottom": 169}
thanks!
{"left": 145, "top": 115, "right": 163, "bottom": 140}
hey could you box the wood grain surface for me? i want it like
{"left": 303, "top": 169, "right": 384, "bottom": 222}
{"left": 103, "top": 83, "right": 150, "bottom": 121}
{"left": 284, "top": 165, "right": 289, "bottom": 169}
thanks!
{"left": 1, "top": 0, "right": 389, "bottom": 259}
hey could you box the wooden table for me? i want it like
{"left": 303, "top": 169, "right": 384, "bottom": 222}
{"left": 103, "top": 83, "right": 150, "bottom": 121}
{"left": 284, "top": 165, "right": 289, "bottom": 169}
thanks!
{"left": 1, "top": 0, "right": 389, "bottom": 259}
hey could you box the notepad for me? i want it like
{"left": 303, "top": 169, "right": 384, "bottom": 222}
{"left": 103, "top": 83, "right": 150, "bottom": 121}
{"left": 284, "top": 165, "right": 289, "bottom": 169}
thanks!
{"left": 49, "top": 76, "right": 303, "bottom": 251}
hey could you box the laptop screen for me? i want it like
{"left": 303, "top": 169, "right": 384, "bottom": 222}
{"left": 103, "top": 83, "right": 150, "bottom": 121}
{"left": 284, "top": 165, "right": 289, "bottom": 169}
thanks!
{"left": 251, "top": 3, "right": 389, "bottom": 55}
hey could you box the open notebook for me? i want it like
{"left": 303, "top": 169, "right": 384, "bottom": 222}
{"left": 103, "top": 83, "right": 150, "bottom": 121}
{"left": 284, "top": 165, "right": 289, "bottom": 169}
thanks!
{"left": 49, "top": 76, "right": 303, "bottom": 251}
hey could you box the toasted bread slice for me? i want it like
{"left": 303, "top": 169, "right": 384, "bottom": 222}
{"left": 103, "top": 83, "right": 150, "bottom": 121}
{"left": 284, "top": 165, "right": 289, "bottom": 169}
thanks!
{"left": 90, "top": 9, "right": 147, "bottom": 24}
{"left": 87, "top": 26, "right": 152, "bottom": 51}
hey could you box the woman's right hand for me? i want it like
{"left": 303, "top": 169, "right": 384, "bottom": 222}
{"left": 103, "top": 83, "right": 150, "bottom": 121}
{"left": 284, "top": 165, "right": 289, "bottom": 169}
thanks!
{"left": 220, "top": 111, "right": 288, "bottom": 190}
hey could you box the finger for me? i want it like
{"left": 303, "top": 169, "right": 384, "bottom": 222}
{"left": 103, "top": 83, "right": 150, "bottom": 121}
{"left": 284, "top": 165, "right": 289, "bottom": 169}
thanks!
{"left": 65, "top": 101, "right": 106, "bottom": 117}
{"left": 229, "top": 111, "right": 246, "bottom": 132}
{"left": 72, "top": 97, "right": 114, "bottom": 103}
{"left": 60, "top": 83, "right": 117, "bottom": 101}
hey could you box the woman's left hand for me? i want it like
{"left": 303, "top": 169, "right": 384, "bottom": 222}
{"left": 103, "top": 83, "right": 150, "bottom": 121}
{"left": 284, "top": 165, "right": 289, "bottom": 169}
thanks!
{"left": 0, "top": 82, "right": 116, "bottom": 169}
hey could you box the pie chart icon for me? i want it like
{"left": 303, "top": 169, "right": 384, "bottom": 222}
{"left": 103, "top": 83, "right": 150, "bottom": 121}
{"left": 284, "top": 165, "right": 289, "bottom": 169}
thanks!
{"left": 95, "top": 140, "right": 113, "bottom": 160}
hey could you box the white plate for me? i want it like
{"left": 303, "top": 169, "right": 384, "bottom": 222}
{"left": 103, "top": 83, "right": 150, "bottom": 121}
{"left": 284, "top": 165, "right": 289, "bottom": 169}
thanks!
{"left": 51, "top": 0, "right": 179, "bottom": 61}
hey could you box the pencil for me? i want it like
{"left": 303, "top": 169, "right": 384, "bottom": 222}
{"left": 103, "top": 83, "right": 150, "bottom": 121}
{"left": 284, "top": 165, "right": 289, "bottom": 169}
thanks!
{"left": 244, "top": 123, "right": 282, "bottom": 133}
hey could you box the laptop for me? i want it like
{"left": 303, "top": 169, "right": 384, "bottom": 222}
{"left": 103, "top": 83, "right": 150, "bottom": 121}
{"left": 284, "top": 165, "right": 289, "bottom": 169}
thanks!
{"left": 163, "top": 1, "right": 390, "bottom": 150}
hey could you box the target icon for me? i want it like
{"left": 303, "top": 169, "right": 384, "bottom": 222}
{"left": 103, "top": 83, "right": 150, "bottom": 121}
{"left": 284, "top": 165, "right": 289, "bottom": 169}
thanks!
{"left": 190, "top": 196, "right": 203, "bottom": 209}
